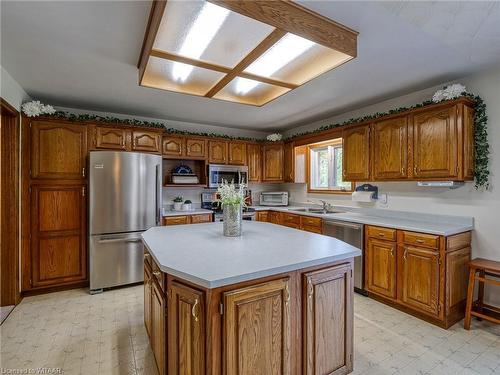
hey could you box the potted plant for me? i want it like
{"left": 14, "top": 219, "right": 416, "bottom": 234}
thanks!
{"left": 182, "top": 200, "right": 192, "bottom": 211}
{"left": 216, "top": 180, "right": 247, "bottom": 237}
{"left": 173, "top": 196, "right": 183, "bottom": 211}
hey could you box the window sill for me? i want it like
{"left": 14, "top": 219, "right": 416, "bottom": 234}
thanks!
{"left": 307, "top": 188, "right": 353, "bottom": 195}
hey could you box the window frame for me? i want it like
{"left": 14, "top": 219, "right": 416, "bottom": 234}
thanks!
{"left": 307, "top": 139, "right": 354, "bottom": 194}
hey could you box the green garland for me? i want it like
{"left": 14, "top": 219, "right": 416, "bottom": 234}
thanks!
{"left": 45, "top": 94, "right": 489, "bottom": 188}
{"left": 285, "top": 94, "right": 489, "bottom": 189}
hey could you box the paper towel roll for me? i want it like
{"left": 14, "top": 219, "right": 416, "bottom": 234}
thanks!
{"left": 352, "top": 191, "right": 375, "bottom": 202}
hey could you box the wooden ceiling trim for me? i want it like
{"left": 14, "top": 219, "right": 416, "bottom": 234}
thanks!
{"left": 238, "top": 73, "right": 297, "bottom": 90}
{"left": 207, "top": 0, "right": 358, "bottom": 57}
{"left": 204, "top": 28, "right": 287, "bottom": 98}
{"left": 137, "top": 0, "right": 167, "bottom": 83}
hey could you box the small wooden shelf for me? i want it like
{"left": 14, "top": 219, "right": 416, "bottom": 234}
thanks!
{"left": 163, "top": 184, "right": 207, "bottom": 188}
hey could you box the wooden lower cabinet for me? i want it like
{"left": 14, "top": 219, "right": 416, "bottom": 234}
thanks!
{"left": 163, "top": 214, "right": 212, "bottom": 226}
{"left": 144, "top": 263, "right": 152, "bottom": 337}
{"left": 168, "top": 282, "right": 205, "bottom": 375}
{"left": 281, "top": 212, "right": 301, "bottom": 229}
{"left": 304, "top": 264, "right": 353, "bottom": 375}
{"left": 152, "top": 278, "right": 166, "bottom": 375}
{"left": 256, "top": 210, "right": 269, "bottom": 222}
{"left": 223, "top": 278, "right": 291, "bottom": 374}
{"left": 365, "top": 225, "right": 470, "bottom": 328}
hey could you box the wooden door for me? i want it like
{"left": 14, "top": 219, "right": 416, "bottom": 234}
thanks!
{"left": 262, "top": 144, "right": 284, "bottom": 182}
{"left": 342, "top": 125, "right": 370, "bottom": 181}
{"left": 208, "top": 140, "right": 228, "bottom": 164}
{"left": 93, "top": 126, "right": 128, "bottom": 150}
{"left": 162, "top": 136, "right": 185, "bottom": 157}
{"left": 152, "top": 279, "right": 166, "bottom": 375}
{"left": 228, "top": 142, "right": 247, "bottom": 165}
{"left": 365, "top": 238, "right": 397, "bottom": 299}
{"left": 30, "top": 121, "right": 87, "bottom": 179}
{"left": 399, "top": 245, "right": 441, "bottom": 316}
{"left": 412, "top": 106, "right": 458, "bottom": 178}
{"left": 168, "top": 282, "right": 204, "bottom": 375}
{"left": 372, "top": 117, "right": 408, "bottom": 179}
{"left": 223, "top": 278, "right": 291, "bottom": 375}
{"left": 284, "top": 142, "right": 294, "bottom": 182}
{"left": 30, "top": 184, "right": 87, "bottom": 287}
{"left": 144, "top": 263, "right": 152, "bottom": 337}
{"left": 186, "top": 137, "right": 206, "bottom": 158}
{"left": 132, "top": 130, "right": 161, "bottom": 153}
{"left": 247, "top": 143, "right": 261, "bottom": 182}
{"left": 304, "top": 264, "right": 353, "bottom": 375}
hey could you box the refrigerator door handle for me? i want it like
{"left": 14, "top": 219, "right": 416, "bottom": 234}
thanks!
{"left": 97, "top": 237, "right": 143, "bottom": 244}
{"left": 156, "top": 164, "right": 161, "bottom": 226}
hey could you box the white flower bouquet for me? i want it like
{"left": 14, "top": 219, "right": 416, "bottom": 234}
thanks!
{"left": 21, "top": 100, "right": 56, "bottom": 117}
{"left": 266, "top": 133, "right": 282, "bottom": 142}
{"left": 216, "top": 180, "right": 247, "bottom": 207}
{"left": 432, "top": 84, "right": 466, "bottom": 103}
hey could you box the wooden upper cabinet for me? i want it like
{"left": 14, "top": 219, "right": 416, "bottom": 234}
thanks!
{"left": 247, "top": 143, "right": 261, "bottom": 182}
{"left": 303, "top": 264, "right": 353, "bottom": 375}
{"left": 412, "top": 106, "right": 458, "bottom": 179}
{"left": 151, "top": 279, "right": 166, "bottom": 375}
{"left": 162, "top": 136, "right": 184, "bottom": 157}
{"left": 30, "top": 184, "right": 87, "bottom": 288}
{"left": 228, "top": 142, "right": 247, "bottom": 165}
{"left": 208, "top": 140, "right": 228, "bottom": 164}
{"left": 262, "top": 144, "right": 284, "bottom": 182}
{"left": 132, "top": 130, "right": 161, "bottom": 153}
{"left": 284, "top": 142, "right": 295, "bottom": 182}
{"left": 342, "top": 125, "right": 370, "bottom": 181}
{"left": 462, "top": 104, "right": 475, "bottom": 180}
{"left": 168, "top": 282, "right": 204, "bottom": 375}
{"left": 223, "top": 278, "right": 291, "bottom": 375}
{"left": 186, "top": 137, "right": 206, "bottom": 158}
{"left": 365, "top": 238, "right": 397, "bottom": 300}
{"left": 30, "top": 121, "right": 87, "bottom": 180}
{"left": 398, "top": 245, "right": 441, "bottom": 317}
{"left": 372, "top": 117, "right": 408, "bottom": 179}
{"left": 93, "top": 126, "right": 128, "bottom": 150}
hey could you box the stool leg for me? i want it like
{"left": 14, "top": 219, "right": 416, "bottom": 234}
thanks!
{"left": 477, "top": 269, "right": 485, "bottom": 320}
{"left": 464, "top": 267, "right": 476, "bottom": 330}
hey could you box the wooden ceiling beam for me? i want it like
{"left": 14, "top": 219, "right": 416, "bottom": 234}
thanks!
{"left": 207, "top": 0, "right": 358, "bottom": 57}
{"left": 205, "top": 29, "right": 287, "bottom": 98}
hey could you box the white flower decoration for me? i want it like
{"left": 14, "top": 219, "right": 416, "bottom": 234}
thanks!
{"left": 22, "top": 100, "right": 56, "bottom": 117}
{"left": 266, "top": 133, "right": 282, "bottom": 142}
{"left": 432, "top": 84, "right": 466, "bottom": 103}
{"left": 432, "top": 89, "right": 445, "bottom": 103}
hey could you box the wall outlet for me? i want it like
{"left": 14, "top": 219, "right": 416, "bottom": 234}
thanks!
{"left": 378, "top": 193, "right": 388, "bottom": 207}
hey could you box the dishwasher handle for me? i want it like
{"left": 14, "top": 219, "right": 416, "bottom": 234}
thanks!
{"left": 323, "top": 220, "right": 363, "bottom": 231}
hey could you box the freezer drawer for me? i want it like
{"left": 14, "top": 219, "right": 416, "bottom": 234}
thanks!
{"left": 90, "top": 232, "right": 144, "bottom": 292}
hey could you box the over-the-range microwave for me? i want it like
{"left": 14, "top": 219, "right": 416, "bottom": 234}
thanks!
{"left": 260, "top": 191, "right": 289, "bottom": 206}
{"left": 208, "top": 164, "right": 248, "bottom": 188}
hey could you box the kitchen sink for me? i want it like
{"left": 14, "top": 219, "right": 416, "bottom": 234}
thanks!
{"left": 289, "top": 208, "right": 345, "bottom": 214}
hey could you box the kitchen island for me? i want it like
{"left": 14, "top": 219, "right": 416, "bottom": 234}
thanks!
{"left": 142, "top": 221, "right": 361, "bottom": 375}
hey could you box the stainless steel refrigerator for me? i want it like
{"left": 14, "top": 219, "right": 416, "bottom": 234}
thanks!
{"left": 89, "top": 151, "right": 162, "bottom": 293}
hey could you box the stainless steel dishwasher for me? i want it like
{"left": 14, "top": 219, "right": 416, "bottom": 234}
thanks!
{"left": 322, "top": 219, "right": 366, "bottom": 295}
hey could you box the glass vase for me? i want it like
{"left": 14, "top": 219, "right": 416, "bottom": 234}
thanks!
{"left": 223, "top": 203, "right": 242, "bottom": 237}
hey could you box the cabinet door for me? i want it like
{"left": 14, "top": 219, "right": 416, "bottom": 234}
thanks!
{"left": 93, "top": 126, "right": 128, "bottom": 150}
{"left": 152, "top": 279, "right": 166, "bottom": 375}
{"left": 162, "top": 136, "right": 185, "bottom": 157}
{"left": 208, "top": 140, "right": 228, "bottom": 164}
{"left": 186, "top": 137, "right": 206, "bottom": 158}
{"left": 163, "top": 216, "right": 190, "bottom": 226}
{"left": 365, "top": 238, "right": 397, "bottom": 299}
{"left": 190, "top": 214, "right": 212, "bottom": 224}
{"left": 412, "top": 106, "right": 458, "bottom": 178}
{"left": 256, "top": 211, "right": 268, "bottom": 222}
{"left": 284, "top": 142, "right": 295, "bottom": 182}
{"left": 372, "top": 117, "right": 408, "bottom": 179}
{"left": 247, "top": 143, "right": 261, "bottom": 182}
{"left": 269, "top": 211, "right": 281, "bottom": 225}
{"left": 228, "top": 142, "right": 247, "bottom": 165}
{"left": 304, "top": 264, "right": 353, "bottom": 375}
{"left": 399, "top": 245, "right": 441, "bottom": 317}
{"left": 281, "top": 213, "right": 300, "bottom": 229}
{"left": 132, "top": 130, "right": 161, "bottom": 153}
{"left": 30, "top": 184, "right": 87, "bottom": 287}
{"left": 342, "top": 125, "right": 370, "bottom": 181}
{"left": 30, "top": 121, "right": 87, "bottom": 179}
{"left": 223, "top": 278, "right": 291, "bottom": 375}
{"left": 144, "top": 264, "right": 152, "bottom": 337}
{"left": 262, "top": 144, "right": 284, "bottom": 182}
{"left": 169, "top": 282, "right": 204, "bottom": 375}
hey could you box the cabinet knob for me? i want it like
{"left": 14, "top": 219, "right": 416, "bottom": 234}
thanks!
{"left": 378, "top": 232, "right": 385, "bottom": 237}
{"left": 414, "top": 166, "right": 418, "bottom": 175}
{"left": 152, "top": 271, "right": 161, "bottom": 276}
{"left": 416, "top": 239, "right": 424, "bottom": 244}
{"left": 403, "top": 248, "right": 408, "bottom": 260}
{"left": 192, "top": 298, "right": 199, "bottom": 322}
{"left": 391, "top": 248, "right": 395, "bottom": 257}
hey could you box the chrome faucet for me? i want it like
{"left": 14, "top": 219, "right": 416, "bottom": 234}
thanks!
{"left": 319, "top": 200, "right": 330, "bottom": 213}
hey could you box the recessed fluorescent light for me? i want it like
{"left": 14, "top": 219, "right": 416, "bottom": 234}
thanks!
{"left": 172, "top": 3, "right": 229, "bottom": 82}
{"left": 235, "top": 33, "right": 315, "bottom": 94}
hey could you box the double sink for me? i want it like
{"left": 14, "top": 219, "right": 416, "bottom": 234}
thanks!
{"left": 288, "top": 207, "right": 345, "bottom": 215}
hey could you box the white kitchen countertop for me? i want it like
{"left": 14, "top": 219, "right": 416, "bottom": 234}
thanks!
{"left": 142, "top": 221, "right": 361, "bottom": 289}
{"left": 251, "top": 206, "right": 473, "bottom": 236}
{"left": 162, "top": 208, "right": 213, "bottom": 217}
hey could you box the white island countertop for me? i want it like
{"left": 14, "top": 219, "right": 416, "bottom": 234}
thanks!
{"left": 142, "top": 221, "right": 361, "bottom": 289}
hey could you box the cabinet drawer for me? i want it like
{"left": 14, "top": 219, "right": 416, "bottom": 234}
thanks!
{"left": 151, "top": 260, "right": 164, "bottom": 291}
{"left": 190, "top": 214, "right": 212, "bottom": 224}
{"left": 302, "top": 225, "right": 322, "bottom": 234}
{"left": 163, "top": 216, "right": 190, "bottom": 226}
{"left": 300, "top": 216, "right": 322, "bottom": 233}
{"left": 366, "top": 226, "right": 396, "bottom": 241}
{"left": 281, "top": 213, "right": 301, "bottom": 228}
{"left": 402, "top": 231, "right": 440, "bottom": 249}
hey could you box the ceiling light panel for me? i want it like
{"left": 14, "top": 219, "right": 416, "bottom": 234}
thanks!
{"left": 154, "top": 0, "right": 274, "bottom": 69}
{"left": 142, "top": 57, "right": 226, "bottom": 96}
{"left": 213, "top": 78, "right": 290, "bottom": 106}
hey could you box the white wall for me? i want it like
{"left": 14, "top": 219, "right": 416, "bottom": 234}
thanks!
{"left": 283, "top": 65, "right": 500, "bottom": 304}
{"left": 1, "top": 65, "right": 30, "bottom": 110}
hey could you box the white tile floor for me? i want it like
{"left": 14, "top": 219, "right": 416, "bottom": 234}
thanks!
{"left": 1, "top": 285, "right": 499, "bottom": 375}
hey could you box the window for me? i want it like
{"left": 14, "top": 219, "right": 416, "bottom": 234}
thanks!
{"left": 309, "top": 140, "right": 352, "bottom": 192}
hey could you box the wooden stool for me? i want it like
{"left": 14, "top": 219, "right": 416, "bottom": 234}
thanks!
{"left": 464, "top": 258, "right": 500, "bottom": 330}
